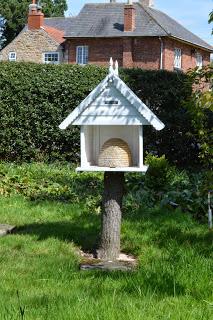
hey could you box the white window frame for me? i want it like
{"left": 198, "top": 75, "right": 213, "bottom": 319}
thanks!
{"left": 8, "top": 52, "right": 16, "bottom": 62}
{"left": 76, "top": 46, "right": 89, "bottom": 65}
{"left": 196, "top": 53, "right": 203, "bottom": 68}
{"left": 43, "top": 52, "right": 60, "bottom": 64}
{"left": 174, "top": 48, "right": 182, "bottom": 69}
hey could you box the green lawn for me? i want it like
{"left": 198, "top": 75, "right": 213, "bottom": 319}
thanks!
{"left": 0, "top": 163, "right": 212, "bottom": 320}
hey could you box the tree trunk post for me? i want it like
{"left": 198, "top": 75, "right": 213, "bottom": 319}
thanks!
{"left": 97, "top": 172, "right": 125, "bottom": 261}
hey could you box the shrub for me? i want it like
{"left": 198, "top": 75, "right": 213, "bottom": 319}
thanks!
{"left": 0, "top": 62, "right": 107, "bottom": 162}
{"left": 0, "top": 62, "right": 194, "bottom": 165}
{"left": 145, "top": 154, "right": 169, "bottom": 192}
{"left": 121, "top": 68, "right": 194, "bottom": 167}
{"left": 184, "top": 65, "right": 213, "bottom": 168}
{"left": 125, "top": 154, "right": 212, "bottom": 221}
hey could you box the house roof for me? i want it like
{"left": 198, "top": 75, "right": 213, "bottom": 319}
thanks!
{"left": 62, "top": 2, "right": 212, "bottom": 52}
{"left": 42, "top": 17, "right": 75, "bottom": 44}
{"left": 59, "top": 66, "right": 165, "bottom": 130}
{"left": 44, "top": 16, "right": 74, "bottom": 32}
{"left": 42, "top": 25, "right": 65, "bottom": 44}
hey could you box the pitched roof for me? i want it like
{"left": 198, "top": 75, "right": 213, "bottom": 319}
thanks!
{"left": 62, "top": 2, "right": 212, "bottom": 52}
{"left": 42, "top": 25, "right": 65, "bottom": 44}
{"left": 44, "top": 16, "right": 74, "bottom": 32}
{"left": 42, "top": 16, "right": 75, "bottom": 44}
{"left": 59, "top": 70, "right": 165, "bottom": 130}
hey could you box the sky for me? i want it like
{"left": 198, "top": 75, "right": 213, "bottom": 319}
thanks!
{"left": 66, "top": 0, "right": 213, "bottom": 45}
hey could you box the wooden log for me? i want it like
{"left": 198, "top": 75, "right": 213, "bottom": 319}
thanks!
{"left": 97, "top": 172, "right": 125, "bottom": 261}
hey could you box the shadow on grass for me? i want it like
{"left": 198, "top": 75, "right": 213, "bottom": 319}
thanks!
{"left": 15, "top": 212, "right": 211, "bottom": 298}
{"left": 15, "top": 216, "right": 100, "bottom": 254}
{"left": 15, "top": 204, "right": 213, "bottom": 259}
{"left": 152, "top": 226, "right": 213, "bottom": 258}
{"left": 124, "top": 208, "right": 213, "bottom": 258}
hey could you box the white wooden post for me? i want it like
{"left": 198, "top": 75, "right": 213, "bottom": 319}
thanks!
{"left": 80, "top": 126, "right": 88, "bottom": 167}
{"left": 139, "top": 125, "right": 144, "bottom": 168}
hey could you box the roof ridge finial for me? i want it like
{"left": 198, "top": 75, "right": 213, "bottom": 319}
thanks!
{"left": 109, "top": 58, "right": 119, "bottom": 76}
{"left": 114, "top": 60, "right": 119, "bottom": 76}
{"left": 109, "top": 57, "right": 114, "bottom": 74}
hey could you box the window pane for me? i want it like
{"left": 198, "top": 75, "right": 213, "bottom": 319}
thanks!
{"left": 77, "top": 46, "right": 88, "bottom": 65}
{"left": 174, "top": 48, "right": 181, "bottom": 69}
{"left": 83, "top": 46, "right": 88, "bottom": 64}
{"left": 77, "top": 47, "right": 83, "bottom": 64}
{"left": 8, "top": 52, "right": 16, "bottom": 61}
{"left": 196, "top": 53, "right": 202, "bottom": 67}
{"left": 44, "top": 52, "right": 59, "bottom": 64}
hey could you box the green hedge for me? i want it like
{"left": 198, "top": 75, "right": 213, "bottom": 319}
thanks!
{"left": 0, "top": 62, "right": 195, "bottom": 165}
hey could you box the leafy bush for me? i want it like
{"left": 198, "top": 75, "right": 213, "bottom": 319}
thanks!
{"left": 0, "top": 62, "right": 195, "bottom": 165}
{"left": 0, "top": 162, "right": 102, "bottom": 211}
{"left": 0, "top": 161, "right": 211, "bottom": 221}
{"left": 125, "top": 155, "right": 212, "bottom": 221}
{"left": 145, "top": 154, "right": 169, "bottom": 191}
{"left": 184, "top": 65, "right": 213, "bottom": 168}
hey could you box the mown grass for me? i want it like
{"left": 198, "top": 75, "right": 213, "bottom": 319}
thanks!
{"left": 0, "top": 163, "right": 212, "bottom": 320}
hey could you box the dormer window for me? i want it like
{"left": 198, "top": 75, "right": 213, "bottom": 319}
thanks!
{"left": 76, "top": 46, "right": 89, "bottom": 65}
{"left": 196, "top": 53, "right": 203, "bottom": 68}
{"left": 8, "top": 52, "right": 16, "bottom": 62}
{"left": 174, "top": 48, "right": 182, "bottom": 69}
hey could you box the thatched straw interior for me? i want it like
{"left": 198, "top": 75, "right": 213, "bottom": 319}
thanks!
{"left": 98, "top": 138, "right": 133, "bottom": 168}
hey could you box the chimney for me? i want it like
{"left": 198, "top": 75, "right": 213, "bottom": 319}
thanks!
{"left": 141, "top": 0, "right": 154, "bottom": 7}
{"left": 124, "top": 0, "right": 135, "bottom": 32}
{"left": 28, "top": 0, "right": 44, "bottom": 30}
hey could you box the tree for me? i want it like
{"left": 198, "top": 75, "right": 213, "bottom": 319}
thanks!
{"left": 185, "top": 65, "right": 213, "bottom": 168}
{"left": 0, "top": 16, "right": 4, "bottom": 48}
{"left": 0, "top": 0, "right": 67, "bottom": 47}
{"left": 97, "top": 172, "right": 125, "bottom": 261}
{"left": 209, "top": 10, "right": 213, "bottom": 34}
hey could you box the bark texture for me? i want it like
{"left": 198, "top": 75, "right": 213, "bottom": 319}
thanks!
{"left": 97, "top": 172, "right": 125, "bottom": 261}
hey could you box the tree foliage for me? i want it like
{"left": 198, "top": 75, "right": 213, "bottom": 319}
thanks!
{"left": 185, "top": 65, "right": 213, "bottom": 168}
{"left": 209, "top": 10, "right": 213, "bottom": 34}
{"left": 0, "top": 0, "right": 67, "bottom": 47}
{"left": 209, "top": 10, "right": 213, "bottom": 23}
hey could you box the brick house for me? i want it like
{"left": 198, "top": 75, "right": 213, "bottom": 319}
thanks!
{"left": 0, "top": 0, "right": 212, "bottom": 71}
{"left": 0, "top": 1, "right": 69, "bottom": 64}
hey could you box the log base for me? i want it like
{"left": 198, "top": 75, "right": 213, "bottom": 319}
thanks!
{"left": 97, "top": 172, "right": 125, "bottom": 261}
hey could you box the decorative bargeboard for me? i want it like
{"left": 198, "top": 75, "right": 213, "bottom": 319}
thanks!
{"left": 59, "top": 59, "right": 165, "bottom": 172}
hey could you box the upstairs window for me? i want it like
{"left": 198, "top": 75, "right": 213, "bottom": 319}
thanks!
{"left": 196, "top": 53, "right": 203, "bottom": 68}
{"left": 76, "top": 46, "right": 88, "bottom": 65}
{"left": 174, "top": 48, "right": 182, "bottom": 69}
{"left": 8, "top": 52, "right": 16, "bottom": 62}
{"left": 44, "top": 52, "right": 59, "bottom": 64}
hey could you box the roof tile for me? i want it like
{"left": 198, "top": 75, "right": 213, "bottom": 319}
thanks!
{"left": 42, "top": 25, "right": 65, "bottom": 44}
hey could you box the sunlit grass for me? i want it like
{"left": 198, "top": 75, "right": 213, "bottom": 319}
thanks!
{"left": 0, "top": 163, "right": 212, "bottom": 319}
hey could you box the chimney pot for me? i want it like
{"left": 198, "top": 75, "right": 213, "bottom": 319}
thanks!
{"left": 141, "top": 0, "right": 154, "bottom": 7}
{"left": 28, "top": 1, "right": 44, "bottom": 30}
